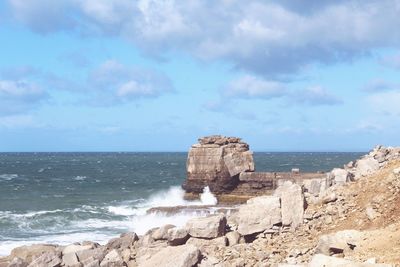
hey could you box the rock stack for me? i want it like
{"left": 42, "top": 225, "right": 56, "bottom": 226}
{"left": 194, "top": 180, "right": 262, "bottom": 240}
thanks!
{"left": 183, "top": 135, "right": 254, "bottom": 195}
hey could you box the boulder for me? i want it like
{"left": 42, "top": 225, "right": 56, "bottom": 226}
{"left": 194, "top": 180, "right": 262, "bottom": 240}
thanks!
{"left": 274, "top": 181, "right": 304, "bottom": 228}
{"left": 27, "top": 252, "right": 62, "bottom": 267}
{"left": 10, "top": 244, "right": 58, "bottom": 263}
{"left": 105, "top": 232, "right": 138, "bottom": 251}
{"left": 237, "top": 195, "right": 281, "bottom": 236}
{"left": 100, "top": 250, "right": 123, "bottom": 267}
{"left": 225, "top": 231, "right": 241, "bottom": 246}
{"left": 63, "top": 244, "right": 93, "bottom": 255}
{"left": 62, "top": 252, "right": 80, "bottom": 267}
{"left": 185, "top": 214, "right": 227, "bottom": 239}
{"left": 329, "top": 168, "right": 353, "bottom": 185}
{"left": 315, "top": 230, "right": 363, "bottom": 256}
{"left": 186, "top": 236, "right": 227, "bottom": 251}
{"left": 151, "top": 225, "right": 176, "bottom": 241}
{"left": 139, "top": 244, "right": 201, "bottom": 267}
{"left": 354, "top": 157, "right": 380, "bottom": 178}
{"left": 76, "top": 247, "right": 105, "bottom": 263}
{"left": 183, "top": 135, "right": 254, "bottom": 194}
{"left": 167, "top": 228, "right": 190, "bottom": 246}
{"left": 8, "top": 257, "right": 28, "bottom": 267}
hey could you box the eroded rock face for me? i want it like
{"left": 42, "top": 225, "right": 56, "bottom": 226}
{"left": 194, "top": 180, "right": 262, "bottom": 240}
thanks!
{"left": 183, "top": 135, "right": 254, "bottom": 194}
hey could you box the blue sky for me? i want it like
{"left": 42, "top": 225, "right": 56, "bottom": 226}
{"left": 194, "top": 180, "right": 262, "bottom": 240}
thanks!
{"left": 0, "top": 0, "right": 400, "bottom": 152}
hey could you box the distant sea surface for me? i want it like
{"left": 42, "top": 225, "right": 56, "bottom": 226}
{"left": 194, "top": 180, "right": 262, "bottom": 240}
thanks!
{"left": 0, "top": 152, "right": 363, "bottom": 255}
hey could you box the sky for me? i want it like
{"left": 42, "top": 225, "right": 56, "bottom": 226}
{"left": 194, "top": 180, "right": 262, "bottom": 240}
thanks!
{"left": 0, "top": 0, "right": 400, "bottom": 152}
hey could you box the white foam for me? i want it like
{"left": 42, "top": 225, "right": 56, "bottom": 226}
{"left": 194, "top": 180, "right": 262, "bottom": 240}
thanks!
{"left": 73, "top": 176, "right": 87, "bottom": 181}
{"left": 0, "top": 174, "right": 18, "bottom": 181}
{"left": 200, "top": 186, "right": 218, "bottom": 205}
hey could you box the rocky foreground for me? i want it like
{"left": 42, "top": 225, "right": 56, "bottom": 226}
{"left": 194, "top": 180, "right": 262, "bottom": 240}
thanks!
{"left": 1, "top": 146, "right": 400, "bottom": 266}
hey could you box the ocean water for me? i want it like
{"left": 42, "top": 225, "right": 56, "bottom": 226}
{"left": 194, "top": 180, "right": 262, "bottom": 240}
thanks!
{"left": 0, "top": 152, "right": 363, "bottom": 255}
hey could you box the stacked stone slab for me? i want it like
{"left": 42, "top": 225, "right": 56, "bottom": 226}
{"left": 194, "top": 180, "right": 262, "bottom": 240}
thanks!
{"left": 183, "top": 135, "right": 255, "bottom": 194}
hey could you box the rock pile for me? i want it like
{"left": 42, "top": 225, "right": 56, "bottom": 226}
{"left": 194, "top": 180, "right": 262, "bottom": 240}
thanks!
{"left": 1, "top": 145, "right": 400, "bottom": 266}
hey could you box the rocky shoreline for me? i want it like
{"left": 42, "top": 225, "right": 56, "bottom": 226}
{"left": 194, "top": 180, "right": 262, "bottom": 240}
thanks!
{"left": 1, "top": 141, "right": 400, "bottom": 266}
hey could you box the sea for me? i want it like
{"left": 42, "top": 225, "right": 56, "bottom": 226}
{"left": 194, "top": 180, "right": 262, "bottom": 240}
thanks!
{"left": 0, "top": 152, "right": 363, "bottom": 255}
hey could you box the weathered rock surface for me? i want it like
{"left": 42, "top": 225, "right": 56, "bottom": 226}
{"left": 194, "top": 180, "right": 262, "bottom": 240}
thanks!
{"left": 10, "top": 244, "right": 58, "bottom": 263}
{"left": 139, "top": 244, "right": 201, "bottom": 267}
{"left": 183, "top": 135, "right": 254, "bottom": 194}
{"left": 185, "top": 214, "right": 227, "bottom": 239}
{"left": 315, "top": 230, "right": 363, "bottom": 256}
{"left": 330, "top": 168, "right": 353, "bottom": 184}
{"left": 237, "top": 195, "right": 281, "bottom": 235}
{"left": 167, "top": 228, "right": 190, "bottom": 246}
{"left": 274, "top": 181, "right": 305, "bottom": 228}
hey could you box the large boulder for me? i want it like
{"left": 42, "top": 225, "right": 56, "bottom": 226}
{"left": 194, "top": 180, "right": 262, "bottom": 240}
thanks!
{"left": 237, "top": 195, "right": 281, "bottom": 236}
{"left": 315, "top": 230, "right": 363, "bottom": 256}
{"left": 183, "top": 135, "right": 254, "bottom": 194}
{"left": 274, "top": 181, "right": 305, "bottom": 228}
{"left": 185, "top": 214, "right": 227, "bottom": 239}
{"left": 354, "top": 157, "right": 380, "bottom": 179}
{"left": 329, "top": 168, "right": 353, "bottom": 185}
{"left": 139, "top": 244, "right": 201, "bottom": 267}
{"left": 10, "top": 244, "right": 58, "bottom": 263}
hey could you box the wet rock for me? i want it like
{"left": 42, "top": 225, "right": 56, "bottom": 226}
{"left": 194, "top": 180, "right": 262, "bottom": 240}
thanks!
{"left": 237, "top": 195, "right": 281, "bottom": 236}
{"left": 186, "top": 214, "right": 227, "bottom": 239}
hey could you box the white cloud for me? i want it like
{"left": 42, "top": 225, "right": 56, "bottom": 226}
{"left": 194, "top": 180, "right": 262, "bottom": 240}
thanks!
{"left": 362, "top": 79, "right": 399, "bottom": 92}
{"left": 223, "top": 75, "right": 286, "bottom": 99}
{"left": 293, "top": 86, "right": 343, "bottom": 106}
{"left": 0, "top": 80, "right": 48, "bottom": 115}
{"left": 8, "top": 0, "right": 400, "bottom": 77}
{"left": 87, "top": 60, "right": 173, "bottom": 104}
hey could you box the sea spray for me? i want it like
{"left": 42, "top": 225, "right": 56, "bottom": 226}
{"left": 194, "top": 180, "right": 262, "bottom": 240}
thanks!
{"left": 200, "top": 186, "right": 218, "bottom": 205}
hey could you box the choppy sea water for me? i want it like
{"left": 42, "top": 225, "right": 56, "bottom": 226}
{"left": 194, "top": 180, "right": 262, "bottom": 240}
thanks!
{"left": 0, "top": 152, "right": 363, "bottom": 255}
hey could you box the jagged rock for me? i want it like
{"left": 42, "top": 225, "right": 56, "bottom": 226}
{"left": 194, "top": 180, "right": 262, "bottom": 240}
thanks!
{"left": 100, "top": 250, "right": 123, "bottom": 267}
{"left": 151, "top": 225, "right": 176, "bottom": 241}
{"left": 237, "top": 195, "right": 281, "bottom": 236}
{"left": 302, "top": 178, "right": 327, "bottom": 195}
{"left": 139, "top": 244, "right": 201, "bottom": 267}
{"left": 329, "top": 168, "right": 353, "bottom": 185}
{"left": 10, "top": 245, "right": 58, "bottom": 263}
{"left": 76, "top": 248, "right": 104, "bottom": 264}
{"left": 27, "top": 252, "right": 62, "bottom": 267}
{"left": 183, "top": 135, "right": 254, "bottom": 194}
{"left": 167, "top": 228, "right": 190, "bottom": 246}
{"left": 185, "top": 214, "right": 227, "bottom": 239}
{"left": 315, "top": 230, "right": 363, "bottom": 256}
{"left": 274, "top": 181, "right": 304, "bottom": 228}
{"left": 105, "top": 232, "right": 138, "bottom": 251}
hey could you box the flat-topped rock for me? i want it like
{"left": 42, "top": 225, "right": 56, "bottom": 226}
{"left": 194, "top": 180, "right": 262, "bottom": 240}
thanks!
{"left": 183, "top": 135, "right": 254, "bottom": 194}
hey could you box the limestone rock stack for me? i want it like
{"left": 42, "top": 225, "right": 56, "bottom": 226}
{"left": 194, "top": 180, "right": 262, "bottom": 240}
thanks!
{"left": 183, "top": 135, "right": 254, "bottom": 194}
